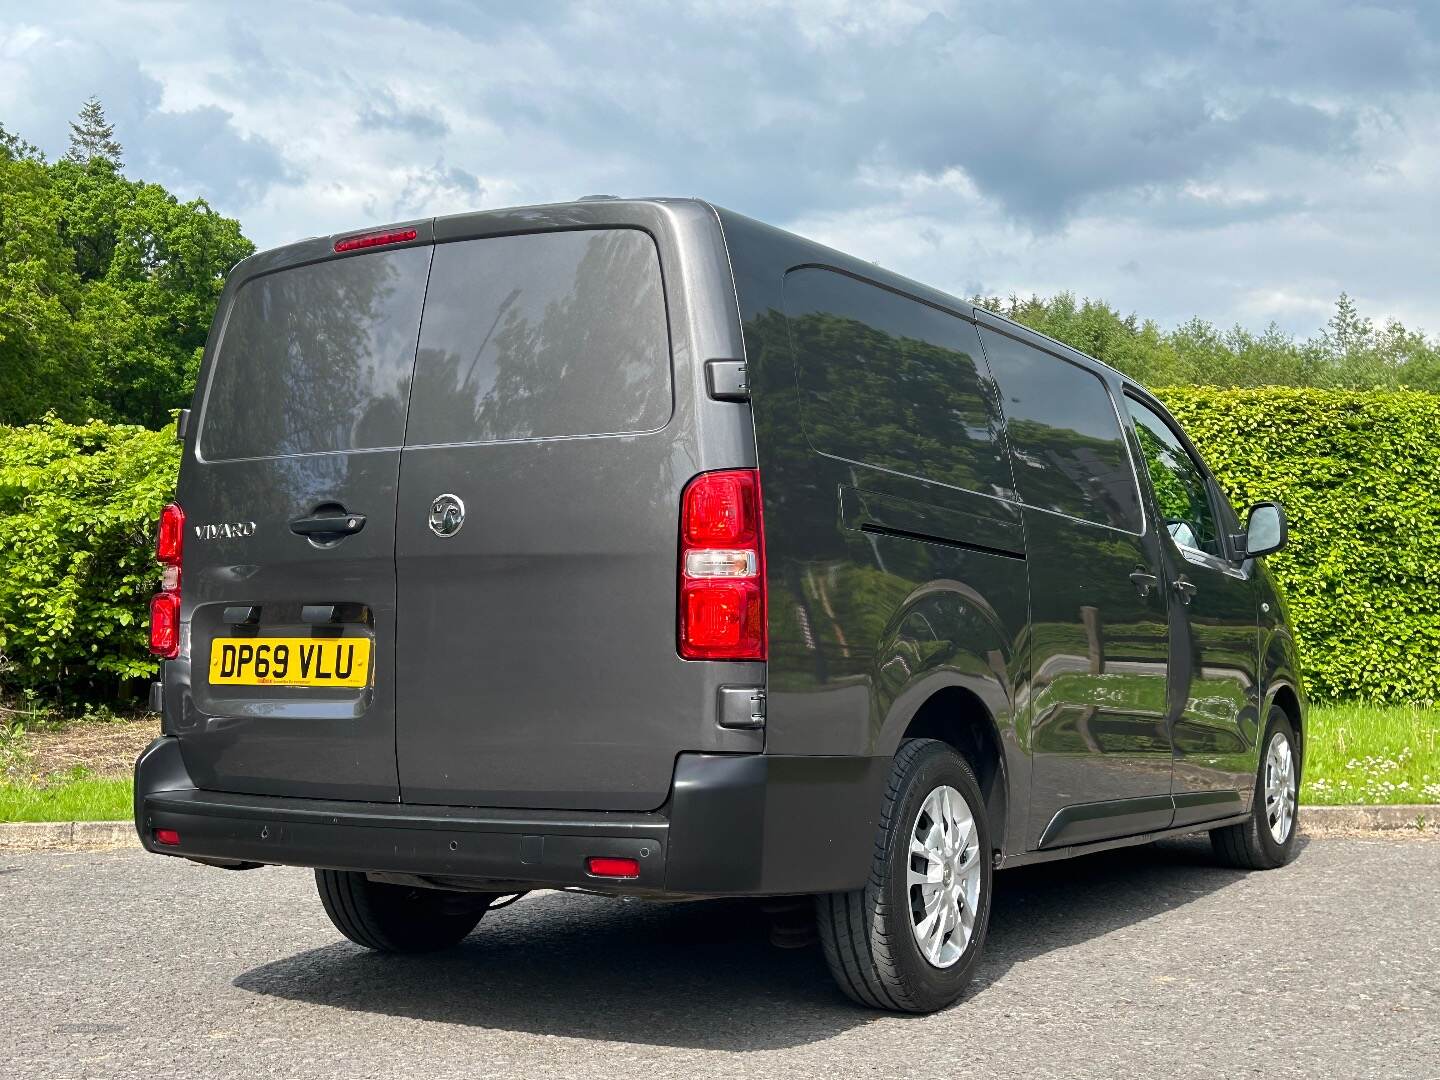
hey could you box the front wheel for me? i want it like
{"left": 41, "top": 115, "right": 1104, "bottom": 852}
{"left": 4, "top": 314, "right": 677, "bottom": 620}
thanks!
{"left": 1210, "top": 708, "right": 1301, "bottom": 870}
{"left": 816, "top": 738, "right": 993, "bottom": 1013}
{"left": 315, "top": 869, "right": 494, "bottom": 952}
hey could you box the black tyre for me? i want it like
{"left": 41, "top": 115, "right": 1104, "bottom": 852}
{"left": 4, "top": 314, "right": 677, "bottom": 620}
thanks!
{"left": 315, "top": 869, "right": 493, "bottom": 952}
{"left": 1211, "top": 708, "right": 1300, "bottom": 870}
{"left": 816, "top": 738, "right": 993, "bottom": 1013}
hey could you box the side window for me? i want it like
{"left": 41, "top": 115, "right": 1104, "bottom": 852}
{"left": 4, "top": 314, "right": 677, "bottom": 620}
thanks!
{"left": 978, "top": 327, "right": 1141, "bottom": 531}
{"left": 783, "top": 268, "right": 1011, "bottom": 497}
{"left": 1124, "top": 396, "right": 1221, "bottom": 557}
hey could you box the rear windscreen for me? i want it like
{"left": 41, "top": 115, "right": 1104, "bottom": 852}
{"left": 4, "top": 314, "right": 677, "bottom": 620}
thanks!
{"left": 200, "top": 246, "right": 431, "bottom": 461}
{"left": 405, "top": 228, "right": 671, "bottom": 446}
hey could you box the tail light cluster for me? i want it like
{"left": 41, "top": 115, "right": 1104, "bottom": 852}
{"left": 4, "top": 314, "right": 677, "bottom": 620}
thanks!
{"left": 148, "top": 503, "right": 185, "bottom": 658}
{"left": 678, "top": 469, "right": 766, "bottom": 661}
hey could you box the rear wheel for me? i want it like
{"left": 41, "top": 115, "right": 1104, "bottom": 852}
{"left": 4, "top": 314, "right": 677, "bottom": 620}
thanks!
{"left": 816, "top": 738, "right": 992, "bottom": 1013}
{"left": 1211, "top": 708, "right": 1300, "bottom": 870}
{"left": 315, "top": 869, "right": 493, "bottom": 952}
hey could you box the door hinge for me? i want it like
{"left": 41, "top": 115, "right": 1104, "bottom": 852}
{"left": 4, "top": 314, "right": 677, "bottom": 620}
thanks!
{"left": 718, "top": 685, "right": 766, "bottom": 730}
{"left": 705, "top": 360, "right": 750, "bottom": 402}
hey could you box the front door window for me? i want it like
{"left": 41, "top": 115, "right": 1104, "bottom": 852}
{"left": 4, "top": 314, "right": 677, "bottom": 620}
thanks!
{"left": 1124, "top": 398, "right": 1221, "bottom": 558}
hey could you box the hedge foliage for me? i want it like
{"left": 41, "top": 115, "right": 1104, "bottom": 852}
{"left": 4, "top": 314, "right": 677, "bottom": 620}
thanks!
{"left": 1158, "top": 387, "right": 1440, "bottom": 703}
{"left": 0, "top": 416, "right": 179, "bottom": 703}
{"left": 0, "top": 389, "right": 1436, "bottom": 706}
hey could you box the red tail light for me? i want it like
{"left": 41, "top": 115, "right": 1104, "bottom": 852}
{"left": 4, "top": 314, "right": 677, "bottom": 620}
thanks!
{"left": 156, "top": 503, "right": 184, "bottom": 565}
{"left": 153, "top": 828, "right": 181, "bottom": 847}
{"left": 333, "top": 227, "right": 418, "bottom": 253}
{"left": 149, "top": 503, "right": 184, "bottom": 658}
{"left": 678, "top": 469, "right": 766, "bottom": 660}
{"left": 149, "top": 592, "right": 180, "bottom": 657}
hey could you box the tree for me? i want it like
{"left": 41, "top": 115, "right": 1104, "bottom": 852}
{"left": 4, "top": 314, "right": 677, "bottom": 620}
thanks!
{"left": 974, "top": 291, "right": 1440, "bottom": 392}
{"left": 65, "top": 96, "right": 124, "bottom": 168}
{"left": 0, "top": 121, "right": 42, "bottom": 163}
{"left": 78, "top": 176, "right": 253, "bottom": 425}
{"left": 0, "top": 147, "right": 91, "bottom": 422}
{"left": 0, "top": 113, "right": 253, "bottom": 425}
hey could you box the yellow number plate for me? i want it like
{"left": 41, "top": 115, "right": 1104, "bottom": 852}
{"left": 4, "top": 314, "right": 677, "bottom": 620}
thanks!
{"left": 208, "top": 637, "right": 372, "bottom": 688}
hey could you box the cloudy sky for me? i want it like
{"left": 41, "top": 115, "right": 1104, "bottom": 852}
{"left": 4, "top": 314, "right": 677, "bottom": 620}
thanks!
{"left": 3, "top": 1, "right": 1438, "bottom": 336}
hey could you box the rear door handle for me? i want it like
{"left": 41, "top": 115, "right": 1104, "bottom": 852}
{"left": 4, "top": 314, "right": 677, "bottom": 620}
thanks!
{"left": 1129, "top": 571, "right": 1159, "bottom": 598}
{"left": 290, "top": 510, "right": 366, "bottom": 540}
{"left": 1171, "top": 577, "right": 1198, "bottom": 605}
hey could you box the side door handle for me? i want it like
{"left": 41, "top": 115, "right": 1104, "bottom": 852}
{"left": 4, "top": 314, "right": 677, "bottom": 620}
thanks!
{"left": 1171, "top": 577, "right": 1198, "bottom": 605}
{"left": 290, "top": 507, "right": 366, "bottom": 542}
{"left": 1128, "top": 570, "right": 1159, "bottom": 598}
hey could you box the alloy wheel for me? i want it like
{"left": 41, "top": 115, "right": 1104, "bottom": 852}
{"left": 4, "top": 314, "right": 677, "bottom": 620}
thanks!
{"left": 907, "top": 784, "right": 983, "bottom": 968}
{"left": 1264, "top": 731, "right": 1297, "bottom": 844}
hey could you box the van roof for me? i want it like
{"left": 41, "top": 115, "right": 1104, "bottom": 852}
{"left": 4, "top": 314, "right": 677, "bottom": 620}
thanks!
{"left": 231, "top": 196, "right": 1130, "bottom": 388}
{"left": 705, "top": 203, "right": 1132, "bottom": 387}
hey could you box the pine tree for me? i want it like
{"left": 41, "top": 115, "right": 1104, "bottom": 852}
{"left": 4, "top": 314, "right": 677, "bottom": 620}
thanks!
{"left": 65, "top": 96, "right": 123, "bottom": 167}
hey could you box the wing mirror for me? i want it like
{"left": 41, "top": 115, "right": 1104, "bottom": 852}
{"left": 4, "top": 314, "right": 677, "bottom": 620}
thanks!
{"left": 1236, "top": 501, "right": 1287, "bottom": 558}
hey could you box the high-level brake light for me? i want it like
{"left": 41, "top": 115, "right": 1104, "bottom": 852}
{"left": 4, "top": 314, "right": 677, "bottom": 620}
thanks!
{"left": 333, "top": 227, "right": 419, "bottom": 253}
{"left": 148, "top": 503, "right": 184, "bottom": 658}
{"left": 678, "top": 469, "right": 766, "bottom": 661}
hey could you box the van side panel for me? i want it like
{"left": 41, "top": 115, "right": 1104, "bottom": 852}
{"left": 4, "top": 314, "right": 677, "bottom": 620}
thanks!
{"left": 717, "top": 209, "right": 1032, "bottom": 856}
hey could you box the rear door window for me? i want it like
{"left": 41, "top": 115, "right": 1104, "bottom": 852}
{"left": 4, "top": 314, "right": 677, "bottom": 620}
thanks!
{"left": 978, "top": 327, "right": 1141, "bottom": 531}
{"left": 783, "top": 268, "right": 1011, "bottom": 497}
{"left": 200, "top": 246, "right": 431, "bottom": 461}
{"left": 405, "top": 229, "right": 671, "bottom": 447}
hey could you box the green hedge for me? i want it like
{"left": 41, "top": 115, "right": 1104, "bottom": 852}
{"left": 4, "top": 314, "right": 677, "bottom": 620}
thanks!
{"left": 0, "top": 416, "right": 179, "bottom": 703}
{"left": 1, "top": 390, "right": 1436, "bottom": 706}
{"left": 1158, "top": 388, "right": 1440, "bottom": 703}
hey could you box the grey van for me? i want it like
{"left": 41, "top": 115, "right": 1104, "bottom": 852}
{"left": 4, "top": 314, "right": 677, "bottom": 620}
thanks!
{"left": 135, "top": 198, "right": 1303, "bottom": 1013}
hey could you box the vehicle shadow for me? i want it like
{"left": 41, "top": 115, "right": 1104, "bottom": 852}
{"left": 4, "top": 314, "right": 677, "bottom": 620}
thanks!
{"left": 234, "top": 835, "right": 1300, "bottom": 1050}
{"left": 972, "top": 833, "right": 1308, "bottom": 994}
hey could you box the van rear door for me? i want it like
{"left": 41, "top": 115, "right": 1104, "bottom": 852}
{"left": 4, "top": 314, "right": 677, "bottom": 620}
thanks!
{"left": 176, "top": 229, "right": 432, "bottom": 801}
{"left": 394, "top": 224, "right": 688, "bottom": 811}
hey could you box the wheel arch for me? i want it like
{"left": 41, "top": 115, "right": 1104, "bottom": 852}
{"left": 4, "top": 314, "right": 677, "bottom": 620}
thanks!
{"left": 898, "top": 686, "right": 1010, "bottom": 855}
{"left": 1268, "top": 682, "right": 1304, "bottom": 780}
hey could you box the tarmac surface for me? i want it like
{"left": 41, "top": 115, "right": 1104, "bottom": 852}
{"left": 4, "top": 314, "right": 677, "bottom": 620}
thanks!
{"left": 2, "top": 835, "right": 1436, "bottom": 1079}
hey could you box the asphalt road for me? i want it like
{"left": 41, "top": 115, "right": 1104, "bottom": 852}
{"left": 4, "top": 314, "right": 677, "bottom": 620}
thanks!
{"left": 2, "top": 835, "right": 1436, "bottom": 1080}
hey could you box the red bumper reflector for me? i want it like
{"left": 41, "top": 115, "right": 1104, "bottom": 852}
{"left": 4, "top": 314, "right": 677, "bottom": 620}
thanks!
{"left": 586, "top": 856, "right": 640, "bottom": 879}
{"left": 333, "top": 227, "right": 419, "bottom": 253}
{"left": 153, "top": 828, "right": 180, "bottom": 847}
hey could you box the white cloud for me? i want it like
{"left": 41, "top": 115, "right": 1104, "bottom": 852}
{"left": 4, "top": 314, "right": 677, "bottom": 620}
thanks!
{"left": 2, "top": 0, "right": 1439, "bottom": 337}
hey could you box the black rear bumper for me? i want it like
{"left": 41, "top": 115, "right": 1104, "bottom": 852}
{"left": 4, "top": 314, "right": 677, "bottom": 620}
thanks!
{"left": 134, "top": 737, "right": 886, "bottom": 897}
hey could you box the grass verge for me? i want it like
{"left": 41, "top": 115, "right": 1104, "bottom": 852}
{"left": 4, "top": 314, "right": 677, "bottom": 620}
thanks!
{"left": 1302, "top": 703, "right": 1439, "bottom": 805}
{"left": 0, "top": 774, "right": 133, "bottom": 822}
{"left": 1, "top": 704, "right": 154, "bottom": 822}
{"left": 0, "top": 703, "right": 1436, "bottom": 823}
